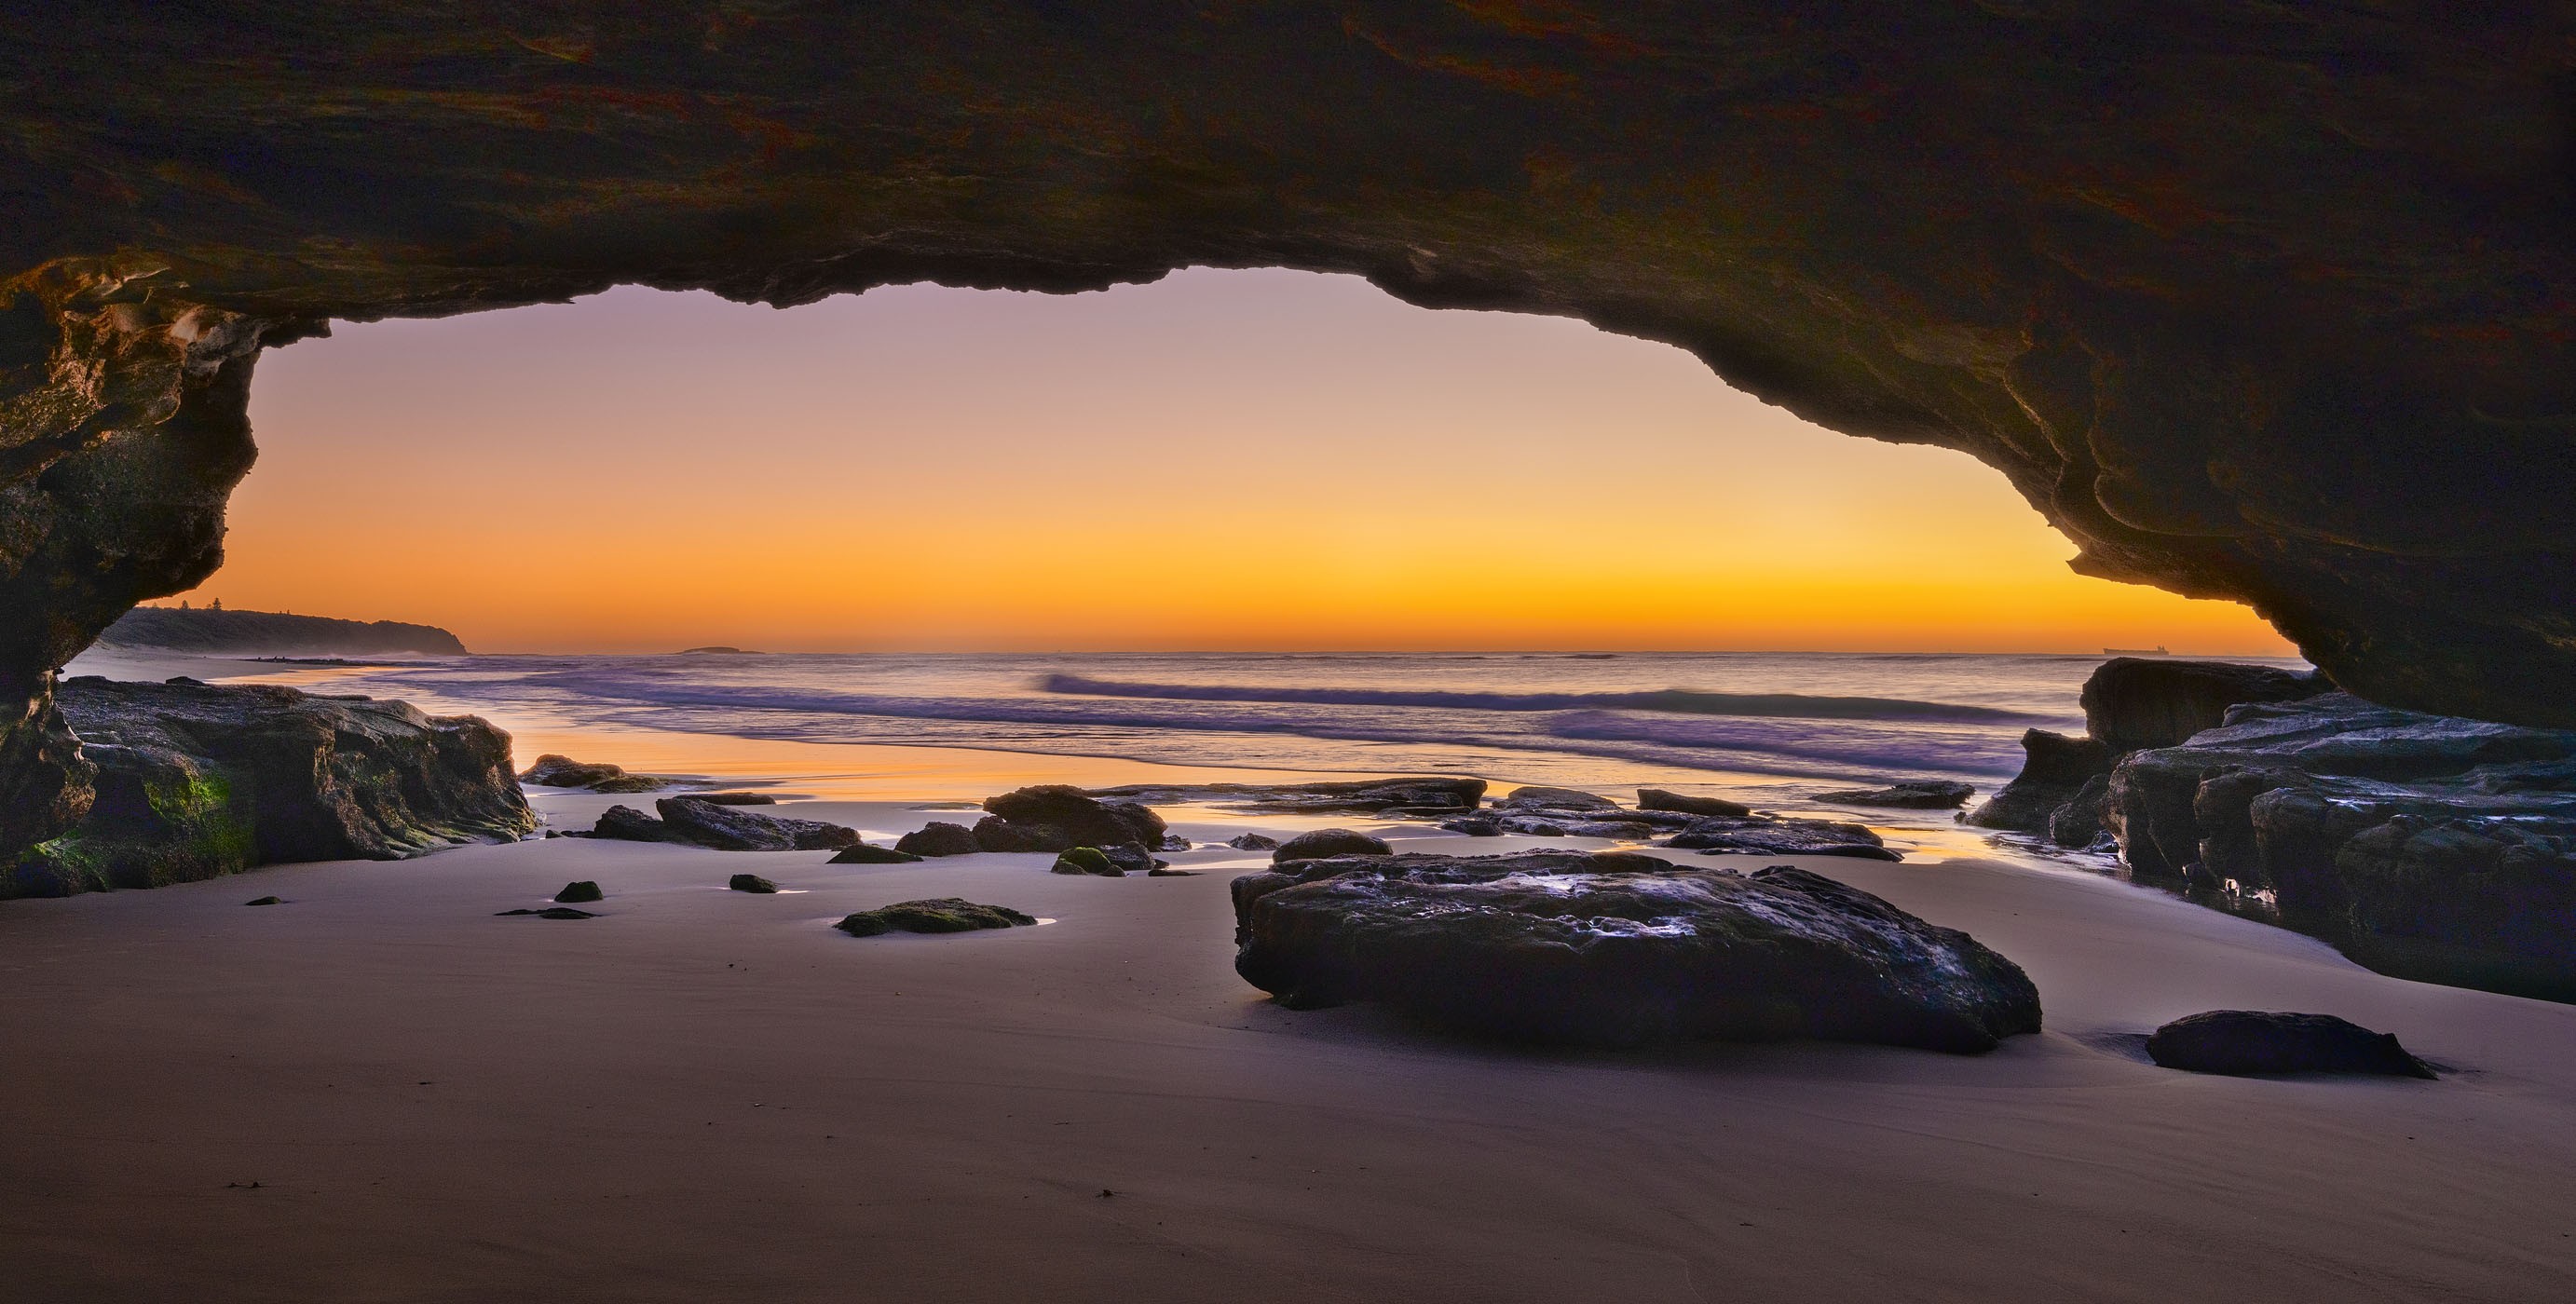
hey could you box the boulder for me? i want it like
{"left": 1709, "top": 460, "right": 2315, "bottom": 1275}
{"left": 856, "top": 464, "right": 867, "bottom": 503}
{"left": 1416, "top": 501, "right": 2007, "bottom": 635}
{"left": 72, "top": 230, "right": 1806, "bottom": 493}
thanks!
{"left": 2144, "top": 1011, "right": 2436, "bottom": 1079}
{"left": 1963, "top": 729, "right": 2116, "bottom": 834}
{"left": 833, "top": 898, "right": 1038, "bottom": 936}
{"left": 1637, "top": 789, "right": 1753, "bottom": 819}
{"left": 2082, "top": 659, "right": 2330, "bottom": 753}
{"left": 1664, "top": 816, "right": 1900, "bottom": 861}
{"left": 591, "top": 805, "right": 674, "bottom": 843}
{"left": 1498, "top": 785, "right": 1619, "bottom": 811}
{"left": 728, "top": 873, "right": 779, "bottom": 893}
{"left": 7, "top": 679, "right": 534, "bottom": 898}
{"left": 242, "top": 895, "right": 282, "bottom": 906}
{"left": 1051, "top": 847, "right": 1122, "bottom": 876}
{"left": 972, "top": 814, "right": 1073, "bottom": 853}
{"left": 656, "top": 796, "right": 857, "bottom": 851}
{"left": 893, "top": 822, "right": 982, "bottom": 858}
{"left": 826, "top": 843, "right": 924, "bottom": 864}
{"left": 552, "top": 880, "right": 603, "bottom": 903}
{"left": 1438, "top": 817, "right": 1504, "bottom": 837}
{"left": 1815, "top": 780, "right": 1975, "bottom": 809}
{"left": 1158, "top": 835, "right": 1191, "bottom": 851}
{"left": 1273, "top": 828, "right": 1392, "bottom": 862}
{"left": 1089, "top": 777, "right": 1485, "bottom": 815}
{"left": 1230, "top": 851, "right": 2039, "bottom": 1053}
{"left": 519, "top": 754, "right": 627, "bottom": 788}
{"left": 981, "top": 785, "right": 1165, "bottom": 849}
{"left": 1224, "top": 833, "right": 1280, "bottom": 851}
{"left": 1100, "top": 844, "right": 1164, "bottom": 876}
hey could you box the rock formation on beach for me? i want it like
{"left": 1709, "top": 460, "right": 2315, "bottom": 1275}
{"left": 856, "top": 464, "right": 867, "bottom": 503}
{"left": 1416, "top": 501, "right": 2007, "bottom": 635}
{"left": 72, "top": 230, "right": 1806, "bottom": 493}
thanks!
{"left": 1231, "top": 850, "right": 2040, "bottom": 1053}
{"left": 2145, "top": 1011, "right": 2437, "bottom": 1079}
{"left": 8, "top": 5, "right": 2576, "bottom": 870}
{"left": 5, "top": 678, "right": 534, "bottom": 898}
{"left": 834, "top": 899, "right": 1038, "bottom": 936}
{"left": 519, "top": 754, "right": 699, "bottom": 795}
{"left": 1090, "top": 777, "right": 1484, "bottom": 816}
{"left": 586, "top": 796, "right": 856, "bottom": 851}
{"left": 1816, "top": 781, "right": 1976, "bottom": 809}
{"left": 981, "top": 786, "right": 1167, "bottom": 852}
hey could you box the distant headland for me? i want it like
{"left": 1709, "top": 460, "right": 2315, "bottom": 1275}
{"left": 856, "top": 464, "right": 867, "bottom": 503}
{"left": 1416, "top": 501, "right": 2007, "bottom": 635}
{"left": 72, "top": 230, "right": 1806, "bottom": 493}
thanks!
{"left": 100, "top": 604, "right": 469, "bottom": 657}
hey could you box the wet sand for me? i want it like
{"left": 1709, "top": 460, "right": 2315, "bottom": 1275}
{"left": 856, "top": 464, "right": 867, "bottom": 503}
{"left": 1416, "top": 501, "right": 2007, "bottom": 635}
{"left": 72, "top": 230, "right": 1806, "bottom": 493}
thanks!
{"left": 8, "top": 655, "right": 2575, "bottom": 1300}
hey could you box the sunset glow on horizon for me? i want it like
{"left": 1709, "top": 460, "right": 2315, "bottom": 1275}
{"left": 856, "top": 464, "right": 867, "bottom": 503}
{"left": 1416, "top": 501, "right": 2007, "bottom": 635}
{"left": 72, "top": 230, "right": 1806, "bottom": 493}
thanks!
{"left": 186, "top": 270, "right": 2295, "bottom": 659}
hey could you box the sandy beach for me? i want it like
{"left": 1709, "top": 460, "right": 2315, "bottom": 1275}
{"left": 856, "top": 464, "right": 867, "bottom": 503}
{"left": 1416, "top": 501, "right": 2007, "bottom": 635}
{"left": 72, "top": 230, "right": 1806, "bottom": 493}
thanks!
{"left": 1, "top": 659, "right": 2570, "bottom": 1301}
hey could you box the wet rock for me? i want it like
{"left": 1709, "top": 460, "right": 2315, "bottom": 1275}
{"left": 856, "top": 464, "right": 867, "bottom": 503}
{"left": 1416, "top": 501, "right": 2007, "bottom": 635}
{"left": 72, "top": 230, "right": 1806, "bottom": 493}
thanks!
{"left": 972, "top": 814, "right": 1073, "bottom": 853}
{"left": 1273, "top": 828, "right": 1392, "bottom": 863}
{"left": 591, "top": 805, "right": 674, "bottom": 843}
{"left": 728, "top": 873, "right": 779, "bottom": 893}
{"left": 1224, "top": 833, "right": 1280, "bottom": 851}
{"left": 654, "top": 796, "right": 856, "bottom": 852}
{"left": 1090, "top": 777, "right": 1485, "bottom": 815}
{"left": 982, "top": 785, "right": 1165, "bottom": 850}
{"left": 7, "top": 678, "right": 533, "bottom": 898}
{"left": 2144, "top": 1011, "right": 2436, "bottom": 1079}
{"left": 893, "top": 822, "right": 981, "bottom": 858}
{"left": 833, "top": 898, "right": 1037, "bottom": 936}
{"left": 1637, "top": 790, "right": 1753, "bottom": 819}
{"left": 1147, "top": 866, "right": 1197, "bottom": 876}
{"left": 1816, "top": 780, "right": 1975, "bottom": 809}
{"left": 2046, "top": 774, "right": 2114, "bottom": 849}
{"left": 552, "top": 880, "right": 603, "bottom": 903}
{"left": 1158, "top": 835, "right": 1191, "bottom": 851}
{"left": 1438, "top": 817, "right": 1504, "bottom": 836}
{"left": 1664, "top": 817, "right": 1900, "bottom": 861}
{"left": 518, "top": 754, "right": 627, "bottom": 788}
{"left": 242, "top": 895, "right": 281, "bottom": 906}
{"left": 2082, "top": 659, "right": 2330, "bottom": 753}
{"left": 690, "top": 792, "right": 777, "bottom": 806}
{"left": 1231, "top": 851, "right": 2039, "bottom": 1053}
{"left": 1964, "top": 729, "right": 2117, "bottom": 834}
{"left": 497, "top": 906, "right": 597, "bottom": 919}
{"left": 1101, "top": 844, "right": 1164, "bottom": 876}
{"left": 1051, "top": 847, "right": 1122, "bottom": 876}
{"left": 1498, "top": 785, "right": 1618, "bottom": 811}
{"left": 826, "top": 843, "right": 924, "bottom": 864}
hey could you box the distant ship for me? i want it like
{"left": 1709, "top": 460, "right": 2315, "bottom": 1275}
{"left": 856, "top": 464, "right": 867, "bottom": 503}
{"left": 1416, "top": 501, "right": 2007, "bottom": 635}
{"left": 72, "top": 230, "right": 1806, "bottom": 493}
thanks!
{"left": 2104, "top": 645, "right": 2171, "bottom": 656}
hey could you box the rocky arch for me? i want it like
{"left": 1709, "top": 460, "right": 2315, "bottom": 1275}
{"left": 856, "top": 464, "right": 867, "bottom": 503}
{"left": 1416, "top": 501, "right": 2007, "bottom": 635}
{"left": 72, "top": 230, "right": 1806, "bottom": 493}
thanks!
{"left": 6, "top": 3, "right": 2575, "bottom": 855}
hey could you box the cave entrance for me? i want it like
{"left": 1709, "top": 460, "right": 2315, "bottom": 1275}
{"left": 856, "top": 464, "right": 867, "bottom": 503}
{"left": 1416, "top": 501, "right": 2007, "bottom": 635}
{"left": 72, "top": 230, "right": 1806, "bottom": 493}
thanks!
{"left": 168, "top": 269, "right": 2286, "bottom": 659}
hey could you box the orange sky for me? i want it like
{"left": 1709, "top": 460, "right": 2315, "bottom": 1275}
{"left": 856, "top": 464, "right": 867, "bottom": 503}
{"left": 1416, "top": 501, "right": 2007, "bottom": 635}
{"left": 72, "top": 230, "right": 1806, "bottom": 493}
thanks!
{"left": 184, "top": 269, "right": 2294, "bottom": 657}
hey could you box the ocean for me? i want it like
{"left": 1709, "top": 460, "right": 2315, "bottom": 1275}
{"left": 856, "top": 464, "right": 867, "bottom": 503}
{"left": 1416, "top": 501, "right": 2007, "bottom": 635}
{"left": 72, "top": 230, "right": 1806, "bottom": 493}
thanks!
{"left": 310, "top": 650, "right": 2310, "bottom": 801}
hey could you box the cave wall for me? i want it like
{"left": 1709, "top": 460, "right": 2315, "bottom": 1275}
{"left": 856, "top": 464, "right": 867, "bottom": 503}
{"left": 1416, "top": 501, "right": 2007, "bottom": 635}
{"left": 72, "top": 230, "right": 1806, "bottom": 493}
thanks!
{"left": 5, "top": 2, "right": 2575, "bottom": 854}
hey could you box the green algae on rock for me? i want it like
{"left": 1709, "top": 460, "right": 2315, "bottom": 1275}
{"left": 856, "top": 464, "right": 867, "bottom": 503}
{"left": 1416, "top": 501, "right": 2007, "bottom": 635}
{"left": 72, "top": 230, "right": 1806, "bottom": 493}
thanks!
{"left": 833, "top": 899, "right": 1038, "bottom": 937}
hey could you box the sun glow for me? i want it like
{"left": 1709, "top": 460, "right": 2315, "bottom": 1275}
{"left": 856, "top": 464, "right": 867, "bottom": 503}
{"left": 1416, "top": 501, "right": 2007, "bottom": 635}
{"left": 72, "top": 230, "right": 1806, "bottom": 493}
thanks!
{"left": 192, "top": 270, "right": 2293, "bottom": 657}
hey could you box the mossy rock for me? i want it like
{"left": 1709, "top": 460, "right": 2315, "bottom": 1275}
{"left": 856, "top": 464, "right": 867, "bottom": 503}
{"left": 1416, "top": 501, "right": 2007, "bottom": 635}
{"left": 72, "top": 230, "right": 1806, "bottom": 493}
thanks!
{"left": 1051, "top": 846, "right": 1120, "bottom": 876}
{"left": 834, "top": 898, "right": 1038, "bottom": 936}
{"left": 553, "top": 880, "right": 604, "bottom": 903}
{"left": 728, "top": 873, "right": 779, "bottom": 893}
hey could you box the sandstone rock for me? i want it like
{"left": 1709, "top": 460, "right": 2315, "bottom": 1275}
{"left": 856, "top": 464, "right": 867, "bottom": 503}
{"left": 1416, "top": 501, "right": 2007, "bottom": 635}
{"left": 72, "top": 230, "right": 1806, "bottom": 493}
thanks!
{"left": 1272, "top": 829, "right": 1392, "bottom": 863}
{"left": 1815, "top": 780, "right": 1975, "bottom": 809}
{"left": 2081, "top": 659, "right": 2330, "bottom": 753}
{"left": 520, "top": 754, "right": 634, "bottom": 788}
{"left": 826, "top": 843, "right": 924, "bottom": 864}
{"left": 1637, "top": 790, "right": 1753, "bottom": 819}
{"left": 1498, "top": 785, "right": 1618, "bottom": 811}
{"left": 1963, "top": 729, "right": 2116, "bottom": 834}
{"left": 1230, "top": 851, "right": 2038, "bottom": 1052}
{"left": 1664, "top": 817, "right": 1900, "bottom": 862}
{"left": 833, "top": 898, "right": 1037, "bottom": 936}
{"left": 552, "top": 880, "right": 603, "bottom": 903}
{"left": 972, "top": 814, "right": 1073, "bottom": 853}
{"left": 656, "top": 796, "right": 857, "bottom": 852}
{"left": 893, "top": 822, "right": 981, "bottom": 858}
{"left": 1224, "top": 833, "right": 1280, "bottom": 851}
{"left": 728, "top": 873, "right": 779, "bottom": 893}
{"left": 982, "top": 785, "right": 1165, "bottom": 850}
{"left": 5, "top": 678, "right": 532, "bottom": 898}
{"left": 592, "top": 805, "right": 674, "bottom": 843}
{"left": 2144, "top": 1011, "right": 2435, "bottom": 1079}
{"left": 1438, "top": 817, "right": 1504, "bottom": 836}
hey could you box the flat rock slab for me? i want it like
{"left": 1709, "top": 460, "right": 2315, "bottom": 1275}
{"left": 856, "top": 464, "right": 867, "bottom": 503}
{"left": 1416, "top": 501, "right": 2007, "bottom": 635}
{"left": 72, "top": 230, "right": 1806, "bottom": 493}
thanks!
{"left": 497, "top": 907, "right": 598, "bottom": 920}
{"left": 658, "top": 797, "right": 857, "bottom": 851}
{"left": 827, "top": 844, "right": 925, "bottom": 864}
{"left": 1273, "top": 828, "right": 1392, "bottom": 862}
{"left": 2145, "top": 1010, "right": 2437, "bottom": 1079}
{"left": 834, "top": 899, "right": 1038, "bottom": 936}
{"left": 1663, "top": 817, "right": 1901, "bottom": 861}
{"left": 1230, "top": 851, "right": 2038, "bottom": 1053}
{"left": 1815, "top": 781, "right": 1976, "bottom": 808}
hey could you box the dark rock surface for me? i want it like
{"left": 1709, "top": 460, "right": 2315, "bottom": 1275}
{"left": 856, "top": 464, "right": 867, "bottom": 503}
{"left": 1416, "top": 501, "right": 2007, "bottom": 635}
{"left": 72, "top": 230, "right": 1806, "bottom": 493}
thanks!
{"left": 1664, "top": 817, "right": 1900, "bottom": 862}
{"left": 971, "top": 814, "right": 1073, "bottom": 854}
{"left": 518, "top": 754, "right": 694, "bottom": 794}
{"left": 1438, "top": 818, "right": 1503, "bottom": 837}
{"left": 1091, "top": 777, "right": 1484, "bottom": 815}
{"left": 1224, "top": 833, "right": 1280, "bottom": 851}
{"left": 5, "top": 678, "right": 533, "bottom": 898}
{"left": 498, "top": 906, "right": 598, "bottom": 920}
{"left": 2098, "top": 692, "right": 2576, "bottom": 997}
{"left": 982, "top": 786, "right": 1165, "bottom": 851}
{"left": 591, "top": 805, "right": 674, "bottom": 844}
{"left": 1636, "top": 790, "right": 1752, "bottom": 820}
{"left": 1816, "top": 781, "right": 1975, "bottom": 809}
{"left": 893, "top": 822, "right": 981, "bottom": 858}
{"left": 2144, "top": 1011, "right": 2436, "bottom": 1079}
{"left": 834, "top": 898, "right": 1037, "bottom": 936}
{"left": 14, "top": 7, "right": 2576, "bottom": 869}
{"left": 656, "top": 796, "right": 857, "bottom": 852}
{"left": 826, "top": 843, "right": 924, "bottom": 865}
{"left": 728, "top": 873, "right": 778, "bottom": 894}
{"left": 1231, "top": 851, "right": 2039, "bottom": 1053}
{"left": 1051, "top": 848, "right": 1122, "bottom": 877}
{"left": 1498, "top": 786, "right": 1618, "bottom": 812}
{"left": 2081, "top": 659, "right": 2329, "bottom": 754}
{"left": 552, "top": 880, "right": 603, "bottom": 904}
{"left": 1273, "top": 829, "right": 1393, "bottom": 863}
{"left": 689, "top": 793, "right": 777, "bottom": 806}
{"left": 242, "top": 895, "right": 281, "bottom": 906}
